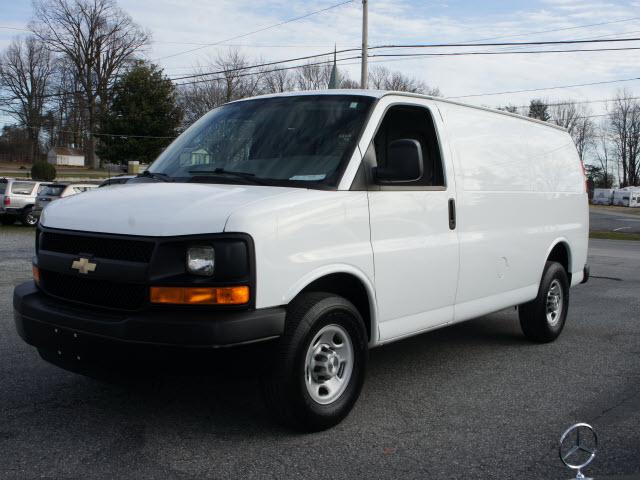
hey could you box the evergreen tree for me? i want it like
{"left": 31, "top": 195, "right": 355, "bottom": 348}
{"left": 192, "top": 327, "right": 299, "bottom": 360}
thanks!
{"left": 528, "top": 99, "right": 550, "bottom": 122}
{"left": 97, "top": 61, "right": 182, "bottom": 165}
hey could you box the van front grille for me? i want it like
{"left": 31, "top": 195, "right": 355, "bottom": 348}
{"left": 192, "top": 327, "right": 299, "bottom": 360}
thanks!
{"left": 40, "top": 231, "right": 154, "bottom": 263}
{"left": 39, "top": 270, "right": 147, "bottom": 310}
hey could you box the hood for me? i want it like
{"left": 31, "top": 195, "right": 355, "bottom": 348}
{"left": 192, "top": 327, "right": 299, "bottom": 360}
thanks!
{"left": 40, "top": 182, "right": 296, "bottom": 236}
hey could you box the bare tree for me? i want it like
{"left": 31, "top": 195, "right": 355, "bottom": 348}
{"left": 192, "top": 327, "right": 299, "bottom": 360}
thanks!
{"left": 549, "top": 100, "right": 596, "bottom": 161}
{"left": 593, "top": 123, "right": 614, "bottom": 188}
{"left": 31, "top": 0, "right": 149, "bottom": 168}
{"left": 0, "top": 36, "right": 55, "bottom": 161}
{"left": 607, "top": 90, "right": 640, "bottom": 186}
{"left": 177, "top": 49, "right": 263, "bottom": 127}
{"left": 498, "top": 105, "right": 520, "bottom": 114}
{"left": 367, "top": 65, "right": 440, "bottom": 96}
{"left": 296, "top": 60, "right": 333, "bottom": 90}
{"left": 215, "top": 49, "right": 261, "bottom": 102}
{"left": 45, "top": 56, "right": 86, "bottom": 149}
{"left": 260, "top": 67, "right": 295, "bottom": 94}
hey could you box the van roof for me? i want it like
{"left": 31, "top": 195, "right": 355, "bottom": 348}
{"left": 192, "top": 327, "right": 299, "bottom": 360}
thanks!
{"left": 231, "top": 89, "right": 568, "bottom": 132}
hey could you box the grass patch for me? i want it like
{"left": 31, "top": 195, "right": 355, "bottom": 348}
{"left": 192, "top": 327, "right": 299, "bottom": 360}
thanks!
{"left": 590, "top": 205, "right": 640, "bottom": 216}
{"left": 590, "top": 230, "right": 640, "bottom": 241}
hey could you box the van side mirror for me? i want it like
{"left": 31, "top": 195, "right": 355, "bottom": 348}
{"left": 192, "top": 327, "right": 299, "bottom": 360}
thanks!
{"left": 374, "top": 139, "right": 424, "bottom": 184}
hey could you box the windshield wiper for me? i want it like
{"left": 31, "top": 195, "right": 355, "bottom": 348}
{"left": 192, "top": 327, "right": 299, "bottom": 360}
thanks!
{"left": 188, "top": 168, "right": 267, "bottom": 185}
{"left": 136, "top": 170, "right": 173, "bottom": 182}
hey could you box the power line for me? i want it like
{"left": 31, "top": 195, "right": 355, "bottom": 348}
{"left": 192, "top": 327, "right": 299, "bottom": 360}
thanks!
{"left": 165, "top": 37, "right": 640, "bottom": 82}
{"left": 455, "top": 16, "right": 640, "bottom": 44}
{"left": 367, "top": 36, "right": 640, "bottom": 51}
{"left": 369, "top": 45, "right": 640, "bottom": 58}
{"left": 154, "top": 0, "right": 354, "bottom": 61}
{"left": 447, "top": 78, "right": 640, "bottom": 99}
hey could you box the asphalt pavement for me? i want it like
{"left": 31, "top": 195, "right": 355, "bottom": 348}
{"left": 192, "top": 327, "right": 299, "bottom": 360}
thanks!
{"left": 0, "top": 225, "right": 639, "bottom": 480}
{"left": 590, "top": 207, "right": 640, "bottom": 233}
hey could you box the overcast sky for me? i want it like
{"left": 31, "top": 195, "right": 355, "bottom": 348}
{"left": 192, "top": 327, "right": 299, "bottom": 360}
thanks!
{"left": 1, "top": 0, "right": 640, "bottom": 119}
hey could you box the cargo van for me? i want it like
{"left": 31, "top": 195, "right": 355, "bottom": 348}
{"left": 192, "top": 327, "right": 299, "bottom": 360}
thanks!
{"left": 13, "top": 91, "right": 589, "bottom": 431}
{"left": 613, "top": 186, "right": 640, "bottom": 207}
{"left": 592, "top": 188, "right": 614, "bottom": 205}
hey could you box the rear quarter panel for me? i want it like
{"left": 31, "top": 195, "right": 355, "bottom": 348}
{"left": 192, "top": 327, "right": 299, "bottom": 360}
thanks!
{"left": 436, "top": 101, "right": 588, "bottom": 321}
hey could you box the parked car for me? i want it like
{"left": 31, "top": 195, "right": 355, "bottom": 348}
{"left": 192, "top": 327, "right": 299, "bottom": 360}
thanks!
{"left": 0, "top": 178, "right": 51, "bottom": 226}
{"left": 14, "top": 91, "right": 589, "bottom": 431}
{"left": 98, "top": 175, "right": 135, "bottom": 187}
{"left": 33, "top": 183, "right": 99, "bottom": 221}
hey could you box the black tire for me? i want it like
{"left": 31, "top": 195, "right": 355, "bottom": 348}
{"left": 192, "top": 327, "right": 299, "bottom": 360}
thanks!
{"left": 0, "top": 215, "right": 16, "bottom": 225}
{"left": 519, "top": 261, "right": 570, "bottom": 343}
{"left": 19, "top": 207, "right": 38, "bottom": 226}
{"left": 262, "top": 292, "right": 368, "bottom": 432}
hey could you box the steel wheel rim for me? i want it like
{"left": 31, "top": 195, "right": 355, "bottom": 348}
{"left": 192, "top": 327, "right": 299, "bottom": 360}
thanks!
{"left": 546, "top": 279, "right": 564, "bottom": 326}
{"left": 304, "top": 324, "right": 354, "bottom": 405}
{"left": 25, "top": 212, "right": 37, "bottom": 225}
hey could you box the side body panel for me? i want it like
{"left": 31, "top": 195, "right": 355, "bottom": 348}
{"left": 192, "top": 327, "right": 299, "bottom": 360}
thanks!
{"left": 436, "top": 101, "right": 588, "bottom": 323}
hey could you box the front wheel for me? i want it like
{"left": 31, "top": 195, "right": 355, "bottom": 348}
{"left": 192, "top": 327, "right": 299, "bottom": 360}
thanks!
{"left": 262, "top": 292, "right": 368, "bottom": 432}
{"left": 519, "top": 261, "right": 570, "bottom": 343}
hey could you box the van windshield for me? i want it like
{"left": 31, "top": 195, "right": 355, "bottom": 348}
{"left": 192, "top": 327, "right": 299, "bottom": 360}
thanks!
{"left": 148, "top": 95, "right": 374, "bottom": 188}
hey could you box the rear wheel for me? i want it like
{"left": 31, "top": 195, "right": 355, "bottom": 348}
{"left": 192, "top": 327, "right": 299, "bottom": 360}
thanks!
{"left": 519, "top": 261, "right": 569, "bottom": 343}
{"left": 19, "top": 207, "right": 37, "bottom": 226}
{"left": 262, "top": 292, "right": 368, "bottom": 432}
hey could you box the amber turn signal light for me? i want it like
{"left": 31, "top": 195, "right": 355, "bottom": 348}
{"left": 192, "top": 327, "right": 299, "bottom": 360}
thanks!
{"left": 149, "top": 286, "right": 250, "bottom": 305}
{"left": 33, "top": 265, "right": 40, "bottom": 285}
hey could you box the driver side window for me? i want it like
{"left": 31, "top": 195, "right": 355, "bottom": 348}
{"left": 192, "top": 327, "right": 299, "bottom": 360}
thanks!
{"left": 373, "top": 105, "right": 445, "bottom": 187}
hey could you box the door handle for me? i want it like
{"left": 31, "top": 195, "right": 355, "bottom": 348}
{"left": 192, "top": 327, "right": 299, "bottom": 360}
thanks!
{"left": 448, "top": 198, "right": 456, "bottom": 230}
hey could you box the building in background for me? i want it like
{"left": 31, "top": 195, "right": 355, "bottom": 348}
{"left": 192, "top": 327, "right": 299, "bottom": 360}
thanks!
{"left": 47, "top": 147, "right": 85, "bottom": 166}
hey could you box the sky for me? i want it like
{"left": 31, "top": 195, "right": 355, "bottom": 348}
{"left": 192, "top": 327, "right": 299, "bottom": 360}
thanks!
{"left": 1, "top": 0, "right": 640, "bottom": 123}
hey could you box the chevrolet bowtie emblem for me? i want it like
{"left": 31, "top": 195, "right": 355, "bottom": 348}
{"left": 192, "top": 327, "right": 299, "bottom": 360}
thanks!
{"left": 71, "top": 257, "right": 97, "bottom": 274}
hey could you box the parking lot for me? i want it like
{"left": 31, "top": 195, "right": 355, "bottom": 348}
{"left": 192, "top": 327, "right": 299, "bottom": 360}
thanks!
{"left": 1, "top": 223, "right": 639, "bottom": 479}
{"left": 590, "top": 206, "right": 640, "bottom": 234}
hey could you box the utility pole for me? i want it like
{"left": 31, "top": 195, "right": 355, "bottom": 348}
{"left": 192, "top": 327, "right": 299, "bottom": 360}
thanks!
{"left": 360, "top": 0, "right": 368, "bottom": 89}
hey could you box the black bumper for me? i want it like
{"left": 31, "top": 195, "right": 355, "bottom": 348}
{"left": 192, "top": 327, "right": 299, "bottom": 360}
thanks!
{"left": 13, "top": 281, "right": 285, "bottom": 350}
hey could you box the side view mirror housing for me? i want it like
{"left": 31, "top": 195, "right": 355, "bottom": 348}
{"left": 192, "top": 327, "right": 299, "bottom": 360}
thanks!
{"left": 373, "top": 139, "right": 424, "bottom": 184}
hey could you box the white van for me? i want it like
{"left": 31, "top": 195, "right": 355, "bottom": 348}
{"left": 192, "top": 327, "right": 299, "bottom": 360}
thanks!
{"left": 592, "top": 188, "right": 615, "bottom": 205}
{"left": 13, "top": 91, "right": 589, "bottom": 431}
{"left": 613, "top": 187, "right": 640, "bottom": 207}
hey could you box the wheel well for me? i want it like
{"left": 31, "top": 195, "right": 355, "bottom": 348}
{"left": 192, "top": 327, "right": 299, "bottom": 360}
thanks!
{"left": 547, "top": 242, "right": 571, "bottom": 279}
{"left": 298, "top": 273, "right": 372, "bottom": 341}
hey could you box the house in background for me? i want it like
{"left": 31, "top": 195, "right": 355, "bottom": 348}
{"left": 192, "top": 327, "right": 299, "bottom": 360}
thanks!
{"left": 47, "top": 147, "right": 85, "bottom": 166}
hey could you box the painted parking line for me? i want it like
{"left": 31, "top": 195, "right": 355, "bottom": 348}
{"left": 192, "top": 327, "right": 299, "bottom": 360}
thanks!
{"left": 613, "top": 226, "right": 632, "bottom": 232}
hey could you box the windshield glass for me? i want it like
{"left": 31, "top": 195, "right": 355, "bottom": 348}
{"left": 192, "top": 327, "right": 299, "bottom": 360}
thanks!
{"left": 11, "top": 182, "right": 35, "bottom": 194}
{"left": 43, "top": 185, "right": 66, "bottom": 196}
{"left": 149, "top": 95, "right": 374, "bottom": 187}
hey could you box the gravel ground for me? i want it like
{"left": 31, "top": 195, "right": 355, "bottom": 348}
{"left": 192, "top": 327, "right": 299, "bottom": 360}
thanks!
{"left": 1, "top": 226, "right": 639, "bottom": 480}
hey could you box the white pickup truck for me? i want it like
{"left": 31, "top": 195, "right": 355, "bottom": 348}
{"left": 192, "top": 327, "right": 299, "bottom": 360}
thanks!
{"left": 13, "top": 90, "right": 589, "bottom": 431}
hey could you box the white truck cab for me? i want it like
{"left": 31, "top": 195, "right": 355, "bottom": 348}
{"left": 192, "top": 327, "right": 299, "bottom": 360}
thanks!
{"left": 13, "top": 90, "right": 589, "bottom": 431}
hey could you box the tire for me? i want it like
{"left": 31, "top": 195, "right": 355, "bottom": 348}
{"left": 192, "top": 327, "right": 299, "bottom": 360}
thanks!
{"left": 262, "top": 292, "right": 368, "bottom": 432}
{"left": 519, "top": 261, "right": 570, "bottom": 343}
{"left": 1, "top": 215, "right": 16, "bottom": 225}
{"left": 19, "top": 207, "right": 38, "bottom": 226}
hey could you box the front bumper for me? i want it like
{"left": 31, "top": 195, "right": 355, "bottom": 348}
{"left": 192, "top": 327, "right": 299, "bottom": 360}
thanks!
{"left": 13, "top": 281, "right": 285, "bottom": 351}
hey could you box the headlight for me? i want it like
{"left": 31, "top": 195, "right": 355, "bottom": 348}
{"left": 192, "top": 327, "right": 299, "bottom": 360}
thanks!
{"left": 186, "top": 246, "right": 215, "bottom": 276}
